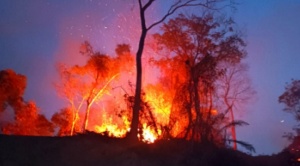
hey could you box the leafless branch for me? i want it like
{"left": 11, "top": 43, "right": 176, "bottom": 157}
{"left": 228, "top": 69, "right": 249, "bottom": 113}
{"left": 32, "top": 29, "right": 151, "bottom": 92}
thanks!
{"left": 142, "top": 0, "right": 155, "bottom": 11}
{"left": 138, "top": 0, "right": 142, "bottom": 10}
{"left": 147, "top": 0, "right": 225, "bottom": 30}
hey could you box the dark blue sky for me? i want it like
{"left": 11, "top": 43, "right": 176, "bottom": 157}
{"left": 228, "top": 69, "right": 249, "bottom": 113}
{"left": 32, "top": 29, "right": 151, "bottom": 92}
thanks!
{"left": 234, "top": 0, "right": 300, "bottom": 155}
{"left": 1, "top": 0, "right": 300, "bottom": 155}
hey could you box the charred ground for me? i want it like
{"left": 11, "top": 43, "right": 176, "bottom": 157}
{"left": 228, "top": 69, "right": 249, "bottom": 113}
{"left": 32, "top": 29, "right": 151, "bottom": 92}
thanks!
{"left": 0, "top": 133, "right": 294, "bottom": 166}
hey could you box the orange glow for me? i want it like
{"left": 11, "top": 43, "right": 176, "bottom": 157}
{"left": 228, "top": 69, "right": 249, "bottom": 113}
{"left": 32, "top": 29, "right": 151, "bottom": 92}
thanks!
{"left": 49, "top": 4, "right": 170, "bottom": 143}
{"left": 94, "top": 113, "right": 130, "bottom": 138}
{"left": 81, "top": 82, "right": 172, "bottom": 143}
{"left": 91, "top": 87, "right": 168, "bottom": 143}
{"left": 54, "top": 71, "right": 221, "bottom": 143}
{"left": 140, "top": 123, "right": 161, "bottom": 143}
{"left": 210, "top": 109, "right": 218, "bottom": 116}
{"left": 144, "top": 84, "right": 172, "bottom": 126}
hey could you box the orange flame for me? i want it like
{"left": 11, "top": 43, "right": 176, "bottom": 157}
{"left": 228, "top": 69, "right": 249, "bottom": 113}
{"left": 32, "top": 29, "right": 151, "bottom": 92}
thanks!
{"left": 139, "top": 123, "right": 162, "bottom": 143}
{"left": 76, "top": 82, "right": 219, "bottom": 144}
{"left": 94, "top": 113, "right": 130, "bottom": 138}
{"left": 88, "top": 83, "right": 170, "bottom": 143}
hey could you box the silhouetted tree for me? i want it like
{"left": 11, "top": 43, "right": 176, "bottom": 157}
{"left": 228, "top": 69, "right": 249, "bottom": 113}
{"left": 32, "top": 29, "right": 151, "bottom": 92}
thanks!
{"left": 115, "top": 44, "right": 131, "bottom": 56}
{"left": 128, "top": 0, "right": 231, "bottom": 142}
{"left": 279, "top": 79, "right": 300, "bottom": 121}
{"left": 151, "top": 13, "right": 247, "bottom": 144}
{"left": 279, "top": 79, "right": 300, "bottom": 149}
{"left": 216, "top": 63, "right": 255, "bottom": 149}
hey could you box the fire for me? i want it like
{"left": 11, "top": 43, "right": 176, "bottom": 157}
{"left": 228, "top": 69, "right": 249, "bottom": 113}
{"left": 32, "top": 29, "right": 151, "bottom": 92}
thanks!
{"left": 210, "top": 109, "right": 218, "bottom": 116}
{"left": 94, "top": 113, "right": 130, "bottom": 138}
{"left": 142, "top": 123, "right": 157, "bottom": 143}
{"left": 144, "top": 84, "right": 172, "bottom": 126}
{"left": 140, "top": 123, "right": 161, "bottom": 143}
{"left": 92, "top": 107, "right": 163, "bottom": 143}
{"left": 91, "top": 83, "right": 170, "bottom": 143}
{"left": 95, "top": 124, "right": 127, "bottom": 137}
{"left": 67, "top": 81, "right": 219, "bottom": 143}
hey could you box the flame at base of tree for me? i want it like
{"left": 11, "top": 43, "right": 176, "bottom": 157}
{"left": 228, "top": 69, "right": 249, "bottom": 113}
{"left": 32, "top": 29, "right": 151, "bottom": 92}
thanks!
{"left": 79, "top": 90, "right": 167, "bottom": 143}
{"left": 59, "top": 83, "right": 221, "bottom": 144}
{"left": 94, "top": 113, "right": 130, "bottom": 138}
{"left": 139, "top": 123, "right": 161, "bottom": 143}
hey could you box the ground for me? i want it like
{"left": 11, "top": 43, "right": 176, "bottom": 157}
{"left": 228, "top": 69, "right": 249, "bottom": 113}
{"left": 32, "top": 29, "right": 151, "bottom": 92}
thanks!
{"left": 0, "top": 133, "right": 295, "bottom": 166}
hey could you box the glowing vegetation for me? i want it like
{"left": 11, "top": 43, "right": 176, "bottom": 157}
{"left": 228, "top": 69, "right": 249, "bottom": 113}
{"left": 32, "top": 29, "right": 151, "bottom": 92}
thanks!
{"left": 0, "top": 12, "right": 254, "bottom": 150}
{"left": 0, "top": 69, "right": 54, "bottom": 136}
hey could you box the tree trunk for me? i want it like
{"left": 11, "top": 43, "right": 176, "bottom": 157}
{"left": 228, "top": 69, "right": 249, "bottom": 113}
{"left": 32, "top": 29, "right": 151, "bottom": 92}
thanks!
{"left": 70, "top": 104, "right": 79, "bottom": 136}
{"left": 83, "top": 100, "right": 91, "bottom": 132}
{"left": 184, "top": 80, "right": 194, "bottom": 140}
{"left": 230, "top": 107, "right": 237, "bottom": 150}
{"left": 224, "top": 84, "right": 237, "bottom": 150}
{"left": 70, "top": 107, "right": 75, "bottom": 136}
{"left": 193, "top": 79, "right": 203, "bottom": 141}
{"left": 227, "top": 100, "right": 237, "bottom": 150}
{"left": 127, "top": 5, "right": 148, "bottom": 142}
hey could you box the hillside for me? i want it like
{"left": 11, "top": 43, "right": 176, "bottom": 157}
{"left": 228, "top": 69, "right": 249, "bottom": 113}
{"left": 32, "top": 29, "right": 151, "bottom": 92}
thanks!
{"left": 0, "top": 133, "right": 294, "bottom": 166}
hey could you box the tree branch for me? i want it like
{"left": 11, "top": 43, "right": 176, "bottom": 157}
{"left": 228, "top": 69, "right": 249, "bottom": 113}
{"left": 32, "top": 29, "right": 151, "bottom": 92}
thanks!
{"left": 89, "top": 73, "right": 119, "bottom": 106}
{"left": 147, "top": 0, "right": 224, "bottom": 31}
{"left": 142, "top": 0, "right": 155, "bottom": 11}
{"left": 138, "top": 0, "right": 142, "bottom": 10}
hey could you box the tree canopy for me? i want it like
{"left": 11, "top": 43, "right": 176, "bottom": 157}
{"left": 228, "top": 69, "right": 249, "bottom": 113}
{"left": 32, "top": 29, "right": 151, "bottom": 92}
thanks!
{"left": 0, "top": 69, "right": 26, "bottom": 112}
{"left": 55, "top": 42, "right": 134, "bottom": 135}
{"left": 0, "top": 69, "right": 53, "bottom": 136}
{"left": 149, "top": 13, "right": 248, "bottom": 143}
{"left": 279, "top": 79, "right": 300, "bottom": 121}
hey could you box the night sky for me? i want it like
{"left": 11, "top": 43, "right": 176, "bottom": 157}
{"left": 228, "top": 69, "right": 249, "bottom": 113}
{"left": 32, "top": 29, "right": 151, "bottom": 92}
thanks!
{"left": 1, "top": 0, "right": 300, "bottom": 155}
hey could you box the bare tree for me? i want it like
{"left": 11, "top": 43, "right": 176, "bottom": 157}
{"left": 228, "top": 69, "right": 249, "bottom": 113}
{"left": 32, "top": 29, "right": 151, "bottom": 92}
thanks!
{"left": 217, "top": 63, "right": 255, "bottom": 150}
{"left": 128, "top": 0, "right": 228, "bottom": 142}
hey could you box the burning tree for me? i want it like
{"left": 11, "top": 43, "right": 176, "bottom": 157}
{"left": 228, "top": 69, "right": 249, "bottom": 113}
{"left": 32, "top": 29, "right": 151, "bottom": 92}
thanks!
{"left": 3, "top": 101, "right": 54, "bottom": 136}
{"left": 129, "top": 0, "right": 233, "bottom": 142}
{"left": 53, "top": 1, "right": 254, "bottom": 149}
{"left": 0, "top": 69, "right": 26, "bottom": 112}
{"left": 0, "top": 69, "right": 53, "bottom": 136}
{"left": 150, "top": 13, "right": 248, "bottom": 146}
{"left": 51, "top": 107, "right": 73, "bottom": 136}
{"left": 2, "top": 101, "right": 54, "bottom": 136}
{"left": 56, "top": 42, "right": 134, "bottom": 135}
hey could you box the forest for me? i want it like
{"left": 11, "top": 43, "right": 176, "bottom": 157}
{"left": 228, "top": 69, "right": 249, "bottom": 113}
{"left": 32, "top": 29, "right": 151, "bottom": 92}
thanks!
{"left": 0, "top": 0, "right": 299, "bottom": 165}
